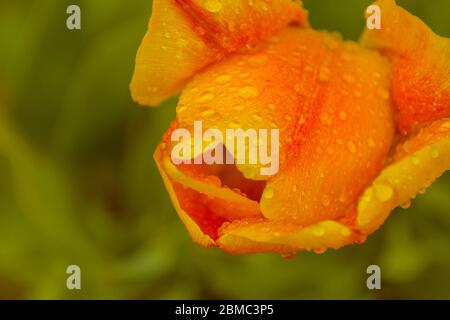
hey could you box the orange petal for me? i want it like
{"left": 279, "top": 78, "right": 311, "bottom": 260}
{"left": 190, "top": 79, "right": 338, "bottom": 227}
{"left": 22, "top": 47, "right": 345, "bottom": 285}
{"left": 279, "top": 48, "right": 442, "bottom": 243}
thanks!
{"left": 130, "top": 0, "right": 308, "bottom": 106}
{"left": 360, "top": 0, "right": 450, "bottom": 134}
{"left": 161, "top": 27, "right": 394, "bottom": 247}
{"left": 357, "top": 118, "right": 450, "bottom": 235}
{"left": 154, "top": 125, "right": 264, "bottom": 242}
{"left": 154, "top": 144, "right": 216, "bottom": 245}
{"left": 175, "top": 27, "right": 394, "bottom": 226}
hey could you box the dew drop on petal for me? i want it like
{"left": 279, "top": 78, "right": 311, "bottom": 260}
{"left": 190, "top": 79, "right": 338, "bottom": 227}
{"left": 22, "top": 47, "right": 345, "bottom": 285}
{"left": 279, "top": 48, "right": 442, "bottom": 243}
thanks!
{"left": 267, "top": 103, "right": 276, "bottom": 111}
{"left": 175, "top": 52, "right": 183, "bottom": 60}
{"left": 321, "top": 196, "right": 331, "bottom": 207}
{"left": 215, "top": 74, "right": 231, "bottom": 84}
{"left": 411, "top": 156, "right": 421, "bottom": 165}
{"left": 204, "top": 0, "right": 223, "bottom": 13}
{"left": 198, "top": 92, "right": 215, "bottom": 103}
{"left": 177, "top": 38, "right": 188, "bottom": 47}
{"left": 373, "top": 181, "right": 394, "bottom": 202}
{"left": 263, "top": 187, "right": 274, "bottom": 199}
{"left": 312, "top": 226, "right": 325, "bottom": 237}
{"left": 200, "top": 109, "right": 215, "bottom": 118}
{"left": 239, "top": 86, "right": 260, "bottom": 99}
{"left": 314, "top": 247, "right": 326, "bottom": 254}
{"left": 439, "top": 121, "right": 450, "bottom": 132}
{"left": 400, "top": 200, "right": 411, "bottom": 209}
{"left": 318, "top": 67, "right": 331, "bottom": 82}
{"left": 377, "top": 88, "right": 390, "bottom": 100}
{"left": 252, "top": 114, "right": 263, "bottom": 122}
{"left": 430, "top": 147, "right": 440, "bottom": 159}
{"left": 340, "top": 227, "right": 351, "bottom": 237}
{"left": 326, "top": 147, "right": 334, "bottom": 155}
{"left": 343, "top": 74, "right": 355, "bottom": 84}
{"left": 347, "top": 141, "right": 357, "bottom": 154}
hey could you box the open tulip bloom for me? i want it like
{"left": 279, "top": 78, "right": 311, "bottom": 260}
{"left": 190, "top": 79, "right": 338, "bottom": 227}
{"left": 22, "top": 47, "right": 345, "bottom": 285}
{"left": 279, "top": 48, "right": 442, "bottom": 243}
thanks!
{"left": 130, "top": 0, "right": 450, "bottom": 255}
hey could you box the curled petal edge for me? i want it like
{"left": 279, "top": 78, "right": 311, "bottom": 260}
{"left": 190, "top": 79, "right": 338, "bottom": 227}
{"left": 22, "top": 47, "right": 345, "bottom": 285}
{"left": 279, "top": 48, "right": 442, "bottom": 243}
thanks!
{"left": 357, "top": 118, "right": 450, "bottom": 235}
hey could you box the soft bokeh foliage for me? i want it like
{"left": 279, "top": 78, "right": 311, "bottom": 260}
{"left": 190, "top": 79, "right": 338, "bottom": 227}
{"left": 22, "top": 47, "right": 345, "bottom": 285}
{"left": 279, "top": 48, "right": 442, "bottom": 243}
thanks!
{"left": 0, "top": 0, "right": 449, "bottom": 299}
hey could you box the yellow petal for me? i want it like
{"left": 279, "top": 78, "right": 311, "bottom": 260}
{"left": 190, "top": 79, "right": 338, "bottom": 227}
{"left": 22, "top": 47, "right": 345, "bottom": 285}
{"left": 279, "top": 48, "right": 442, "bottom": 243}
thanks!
{"left": 130, "top": 0, "right": 308, "bottom": 106}
{"left": 357, "top": 118, "right": 450, "bottom": 234}
{"left": 217, "top": 219, "right": 362, "bottom": 254}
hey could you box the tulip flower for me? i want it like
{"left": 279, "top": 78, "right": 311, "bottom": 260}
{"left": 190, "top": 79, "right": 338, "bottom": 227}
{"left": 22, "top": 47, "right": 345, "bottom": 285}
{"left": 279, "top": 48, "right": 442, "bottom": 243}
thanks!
{"left": 130, "top": 0, "right": 450, "bottom": 255}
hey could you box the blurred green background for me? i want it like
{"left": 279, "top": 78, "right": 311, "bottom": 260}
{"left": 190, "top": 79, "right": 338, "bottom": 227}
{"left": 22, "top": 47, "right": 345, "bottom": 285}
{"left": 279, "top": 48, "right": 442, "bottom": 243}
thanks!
{"left": 0, "top": 0, "right": 449, "bottom": 299}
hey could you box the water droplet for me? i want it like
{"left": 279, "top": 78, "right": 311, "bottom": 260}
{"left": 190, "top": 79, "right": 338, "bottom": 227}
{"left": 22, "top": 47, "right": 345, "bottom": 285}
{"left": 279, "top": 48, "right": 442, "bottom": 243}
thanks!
{"left": 215, "top": 74, "right": 231, "bottom": 84}
{"left": 200, "top": 109, "right": 215, "bottom": 118}
{"left": 400, "top": 200, "right": 411, "bottom": 209}
{"left": 263, "top": 187, "right": 274, "bottom": 199}
{"left": 347, "top": 141, "right": 357, "bottom": 154}
{"left": 373, "top": 181, "right": 394, "bottom": 202}
{"left": 239, "top": 86, "right": 260, "bottom": 99}
{"left": 204, "top": 0, "right": 223, "bottom": 13}
{"left": 227, "top": 21, "right": 236, "bottom": 32}
{"left": 318, "top": 67, "right": 331, "bottom": 83}
{"left": 323, "top": 37, "right": 338, "bottom": 50}
{"left": 291, "top": 184, "right": 298, "bottom": 193}
{"left": 321, "top": 197, "right": 331, "bottom": 207}
{"left": 249, "top": 54, "right": 268, "bottom": 67}
{"left": 340, "top": 227, "right": 351, "bottom": 237}
{"left": 430, "top": 147, "right": 440, "bottom": 159}
{"left": 339, "top": 111, "right": 347, "bottom": 121}
{"left": 320, "top": 113, "right": 332, "bottom": 125}
{"left": 175, "top": 52, "right": 183, "bottom": 60}
{"left": 411, "top": 156, "right": 421, "bottom": 165}
{"left": 314, "top": 247, "right": 326, "bottom": 254}
{"left": 326, "top": 147, "right": 334, "bottom": 155}
{"left": 439, "top": 121, "right": 450, "bottom": 131}
{"left": 267, "top": 103, "right": 276, "bottom": 111}
{"left": 343, "top": 74, "right": 355, "bottom": 84}
{"left": 378, "top": 89, "right": 390, "bottom": 100}
{"left": 312, "top": 226, "right": 325, "bottom": 237}
{"left": 252, "top": 114, "right": 263, "bottom": 122}
{"left": 176, "top": 38, "right": 188, "bottom": 47}
{"left": 298, "top": 115, "right": 306, "bottom": 125}
{"left": 198, "top": 92, "right": 215, "bottom": 103}
{"left": 163, "top": 32, "right": 171, "bottom": 39}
